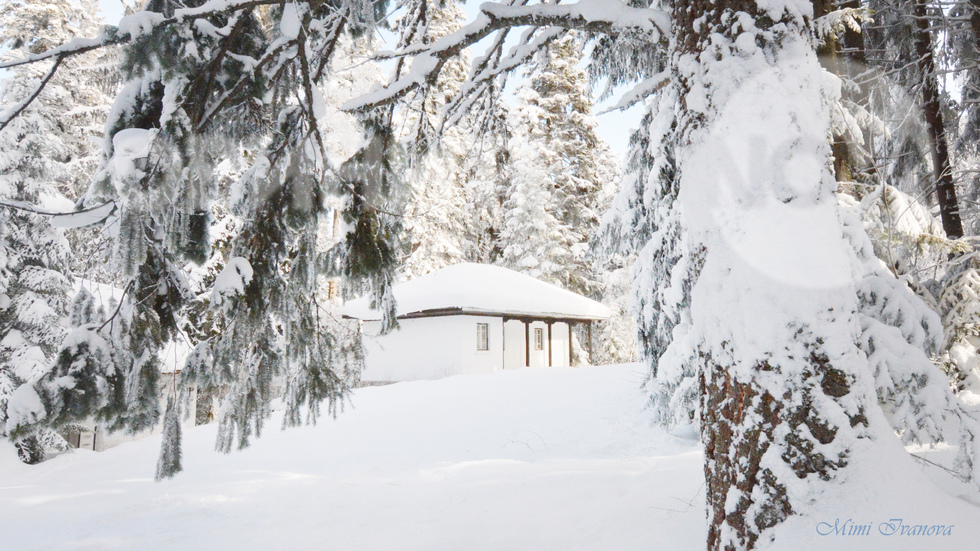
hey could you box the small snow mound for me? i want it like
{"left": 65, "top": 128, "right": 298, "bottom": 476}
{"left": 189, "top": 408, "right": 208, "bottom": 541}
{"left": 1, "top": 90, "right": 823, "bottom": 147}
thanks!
{"left": 669, "top": 422, "right": 699, "bottom": 441}
{"left": 108, "top": 128, "right": 157, "bottom": 192}
{"left": 212, "top": 257, "right": 254, "bottom": 304}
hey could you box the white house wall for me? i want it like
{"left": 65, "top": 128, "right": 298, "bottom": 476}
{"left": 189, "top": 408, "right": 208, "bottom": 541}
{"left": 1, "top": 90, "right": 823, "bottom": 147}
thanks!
{"left": 361, "top": 315, "right": 504, "bottom": 382}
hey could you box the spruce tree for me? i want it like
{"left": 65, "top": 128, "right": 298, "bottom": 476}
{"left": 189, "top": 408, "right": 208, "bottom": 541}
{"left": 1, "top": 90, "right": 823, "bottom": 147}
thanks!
{"left": 505, "top": 32, "right": 619, "bottom": 296}
{"left": 397, "top": 1, "right": 472, "bottom": 280}
{"left": 0, "top": 0, "right": 110, "bottom": 463}
{"left": 498, "top": 151, "right": 572, "bottom": 283}
{"left": 3, "top": 0, "right": 400, "bottom": 472}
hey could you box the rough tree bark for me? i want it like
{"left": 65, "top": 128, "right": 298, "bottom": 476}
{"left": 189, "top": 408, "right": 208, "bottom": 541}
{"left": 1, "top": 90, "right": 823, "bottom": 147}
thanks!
{"left": 674, "top": 1, "right": 874, "bottom": 548}
{"left": 913, "top": 0, "right": 964, "bottom": 238}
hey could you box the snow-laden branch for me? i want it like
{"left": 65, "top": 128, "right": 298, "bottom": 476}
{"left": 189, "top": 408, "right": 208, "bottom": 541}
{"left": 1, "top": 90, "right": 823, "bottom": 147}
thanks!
{"left": 0, "top": 32, "right": 122, "bottom": 71}
{"left": 596, "top": 70, "right": 670, "bottom": 114}
{"left": 443, "top": 26, "right": 565, "bottom": 130}
{"left": 343, "top": 0, "right": 670, "bottom": 111}
{"left": 0, "top": 57, "right": 63, "bottom": 133}
{"left": 0, "top": 0, "right": 293, "bottom": 71}
{"left": 0, "top": 200, "right": 115, "bottom": 228}
{"left": 813, "top": 7, "right": 872, "bottom": 45}
{"left": 0, "top": 0, "right": 286, "bottom": 131}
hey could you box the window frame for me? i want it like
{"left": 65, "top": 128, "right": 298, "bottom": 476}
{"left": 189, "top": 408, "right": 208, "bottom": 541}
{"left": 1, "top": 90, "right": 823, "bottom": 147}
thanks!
{"left": 477, "top": 322, "right": 489, "bottom": 351}
{"left": 534, "top": 327, "right": 544, "bottom": 350}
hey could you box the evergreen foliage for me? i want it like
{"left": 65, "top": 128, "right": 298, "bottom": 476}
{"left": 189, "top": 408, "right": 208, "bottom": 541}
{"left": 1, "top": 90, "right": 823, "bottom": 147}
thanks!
{"left": 501, "top": 33, "right": 619, "bottom": 297}
{"left": 396, "top": 1, "right": 472, "bottom": 280}
{"left": 155, "top": 396, "right": 182, "bottom": 480}
{"left": 0, "top": 0, "right": 112, "bottom": 462}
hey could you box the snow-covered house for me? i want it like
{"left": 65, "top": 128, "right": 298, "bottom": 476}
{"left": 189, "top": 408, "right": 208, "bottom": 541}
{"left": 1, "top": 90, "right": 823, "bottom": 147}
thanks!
{"left": 340, "top": 263, "right": 611, "bottom": 383}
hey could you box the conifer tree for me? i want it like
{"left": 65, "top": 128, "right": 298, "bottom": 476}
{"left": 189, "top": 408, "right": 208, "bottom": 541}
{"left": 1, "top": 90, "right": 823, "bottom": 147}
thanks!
{"left": 3, "top": 0, "right": 399, "bottom": 474}
{"left": 397, "top": 1, "right": 472, "bottom": 280}
{"left": 0, "top": 0, "right": 110, "bottom": 462}
{"left": 498, "top": 151, "right": 572, "bottom": 283}
{"left": 504, "top": 32, "right": 619, "bottom": 296}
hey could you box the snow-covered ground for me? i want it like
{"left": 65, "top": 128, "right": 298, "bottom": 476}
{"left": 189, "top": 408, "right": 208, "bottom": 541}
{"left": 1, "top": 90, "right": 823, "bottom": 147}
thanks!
{"left": 1, "top": 364, "right": 978, "bottom": 550}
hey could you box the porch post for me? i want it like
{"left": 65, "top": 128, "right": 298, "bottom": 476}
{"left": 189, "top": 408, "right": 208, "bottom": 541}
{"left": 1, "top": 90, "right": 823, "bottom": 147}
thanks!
{"left": 547, "top": 322, "right": 553, "bottom": 367}
{"left": 568, "top": 323, "right": 573, "bottom": 367}
{"left": 588, "top": 321, "right": 594, "bottom": 366}
{"left": 501, "top": 317, "right": 507, "bottom": 370}
{"left": 525, "top": 320, "right": 531, "bottom": 367}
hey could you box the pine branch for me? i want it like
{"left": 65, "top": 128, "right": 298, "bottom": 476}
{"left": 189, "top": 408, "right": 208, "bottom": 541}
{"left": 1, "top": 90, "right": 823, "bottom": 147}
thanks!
{"left": 195, "top": 37, "right": 297, "bottom": 133}
{"left": 0, "top": 57, "right": 62, "bottom": 133}
{"left": 342, "top": 0, "right": 669, "bottom": 112}
{"left": 0, "top": 0, "right": 286, "bottom": 129}
{"left": 0, "top": 199, "right": 115, "bottom": 225}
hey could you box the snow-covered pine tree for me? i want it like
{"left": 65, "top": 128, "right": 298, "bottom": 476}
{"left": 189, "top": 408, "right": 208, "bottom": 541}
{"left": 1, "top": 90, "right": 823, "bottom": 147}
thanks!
{"left": 461, "top": 107, "right": 511, "bottom": 265}
{"left": 0, "top": 0, "right": 118, "bottom": 200}
{"left": 940, "top": 256, "right": 980, "bottom": 392}
{"left": 0, "top": 0, "right": 111, "bottom": 463}
{"left": 857, "top": 1, "right": 980, "bottom": 392}
{"left": 945, "top": 1, "right": 980, "bottom": 237}
{"left": 2, "top": 0, "right": 402, "bottom": 475}
{"left": 589, "top": 0, "right": 678, "bottom": 374}
{"left": 598, "top": 81, "right": 702, "bottom": 426}
{"left": 396, "top": 0, "right": 472, "bottom": 280}
{"left": 864, "top": 0, "right": 964, "bottom": 238}
{"left": 498, "top": 145, "right": 572, "bottom": 283}
{"left": 504, "top": 32, "right": 620, "bottom": 296}
{"left": 502, "top": 31, "right": 631, "bottom": 363}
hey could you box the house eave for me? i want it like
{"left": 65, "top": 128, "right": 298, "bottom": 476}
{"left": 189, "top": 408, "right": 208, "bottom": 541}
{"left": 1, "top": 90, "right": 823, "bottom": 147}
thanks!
{"left": 343, "top": 307, "right": 608, "bottom": 323}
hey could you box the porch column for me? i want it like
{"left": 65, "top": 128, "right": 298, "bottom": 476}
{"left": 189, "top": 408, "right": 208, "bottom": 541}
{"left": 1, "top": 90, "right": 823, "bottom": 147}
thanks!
{"left": 547, "top": 322, "right": 553, "bottom": 367}
{"left": 525, "top": 320, "right": 531, "bottom": 367}
{"left": 568, "top": 323, "right": 573, "bottom": 367}
{"left": 501, "top": 318, "right": 507, "bottom": 370}
{"left": 588, "top": 321, "right": 594, "bottom": 366}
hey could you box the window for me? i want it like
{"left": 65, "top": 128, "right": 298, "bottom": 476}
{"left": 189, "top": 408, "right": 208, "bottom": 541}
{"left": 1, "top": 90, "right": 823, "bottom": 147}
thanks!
{"left": 477, "top": 323, "right": 489, "bottom": 351}
{"left": 534, "top": 328, "right": 544, "bottom": 350}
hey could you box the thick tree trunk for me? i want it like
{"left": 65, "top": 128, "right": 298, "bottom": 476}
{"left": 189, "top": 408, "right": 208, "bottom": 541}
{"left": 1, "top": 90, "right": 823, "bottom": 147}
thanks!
{"left": 673, "top": 2, "right": 873, "bottom": 548}
{"left": 913, "top": 0, "right": 964, "bottom": 239}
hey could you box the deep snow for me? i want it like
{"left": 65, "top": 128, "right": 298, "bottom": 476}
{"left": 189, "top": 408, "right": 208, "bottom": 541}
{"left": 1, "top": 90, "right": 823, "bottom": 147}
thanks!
{"left": 1, "top": 364, "right": 978, "bottom": 550}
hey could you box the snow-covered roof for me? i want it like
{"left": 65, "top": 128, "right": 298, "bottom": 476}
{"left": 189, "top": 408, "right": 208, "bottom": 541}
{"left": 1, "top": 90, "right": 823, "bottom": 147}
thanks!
{"left": 340, "top": 263, "right": 611, "bottom": 322}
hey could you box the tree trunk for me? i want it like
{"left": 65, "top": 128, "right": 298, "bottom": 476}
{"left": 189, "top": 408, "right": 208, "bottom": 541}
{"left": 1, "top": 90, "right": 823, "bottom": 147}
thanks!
{"left": 673, "top": 2, "right": 874, "bottom": 548}
{"left": 913, "top": 0, "right": 964, "bottom": 238}
{"left": 814, "top": 0, "right": 869, "bottom": 184}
